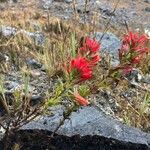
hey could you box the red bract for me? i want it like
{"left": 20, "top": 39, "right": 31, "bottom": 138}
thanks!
{"left": 90, "top": 54, "right": 101, "bottom": 66}
{"left": 80, "top": 37, "right": 100, "bottom": 53}
{"left": 63, "top": 37, "right": 101, "bottom": 81}
{"left": 123, "top": 32, "right": 148, "bottom": 49}
{"left": 79, "top": 37, "right": 101, "bottom": 67}
{"left": 73, "top": 91, "right": 89, "bottom": 106}
{"left": 119, "top": 31, "right": 149, "bottom": 65}
{"left": 71, "top": 57, "right": 88, "bottom": 70}
{"left": 122, "top": 65, "right": 133, "bottom": 75}
{"left": 71, "top": 57, "right": 92, "bottom": 81}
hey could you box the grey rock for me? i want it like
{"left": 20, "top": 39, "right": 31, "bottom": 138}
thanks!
{"left": 64, "top": 0, "right": 72, "bottom": 3}
{"left": 22, "top": 106, "right": 150, "bottom": 147}
{"left": 12, "top": 0, "right": 17, "bottom": 3}
{"left": 4, "top": 81, "right": 21, "bottom": 92}
{"left": 26, "top": 59, "right": 42, "bottom": 69}
{"left": 20, "top": 30, "right": 45, "bottom": 45}
{"left": 94, "top": 32, "right": 121, "bottom": 66}
{"left": 30, "top": 95, "right": 44, "bottom": 106}
{"left": 0, "top": 127, "right": 5, "bottom": 141}
{"left": 94, "top": 32, "right": 121, "bottom": 56}
{"left": 0, "top": 26, "right": 16, "bottom": 37}
{"left": 145, "top": 27, "right": 150, "bottom": 37}
{"left": 42, "top": 0, "right": 53, "bottom": 9}
{"left": 98, "top": 4, "right": 114, "bottom": 16}
{"left": 144, "top": 7, "right": 150, "bottom": 12}
{"left": 144, "top": 0, "right": 150, "bottom": 3}
{"left": 125, "top": 68, "right": 142, "bottom": 83}
{"left": 0, "top": 26, "right": 45, "bottom": 45}
{"left": 141, "top": 74, "right": 150, "bottom": 84}
{"left": 0, "top": 53, "right": 9, "bottom": 62}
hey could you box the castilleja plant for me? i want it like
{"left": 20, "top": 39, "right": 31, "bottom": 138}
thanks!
{"left": 118, "top": 31, "right": 150, "bottom": 74}
{"left": 109, "top": 31, "right": 150, "bottom": 78}
{"left": 63, "top": 37, "right": 101, "bottom": 106}
{"left": 64, "top": 37, "right": 101, "bottom": 82}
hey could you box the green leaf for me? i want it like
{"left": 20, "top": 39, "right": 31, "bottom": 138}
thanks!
{"left": 78, "top": 85, "right": 90, "bottom": 97}
{"left": 47, "top": 97, "right": 60, "bottom": 106}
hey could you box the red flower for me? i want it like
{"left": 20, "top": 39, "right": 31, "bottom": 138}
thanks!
{"left": 123, "top": 32, "right": 147, "bottom": 49}
{"left": 119, "top": 32, "right": 149, "bottom": 65}
{"left": 71, "top": 57, "right": 88, "bottom": 70}
{"left": 81, "top": 67, "right": 92, "bottom": 80}
{"left": 63, "top": 37, "right": 101, "bottom": 81}
{"left": 79, "top": 37, "right": 101, "bottom": 66}
{"left": 71, "top": 57, "right": 92, "bottom": 81}
{"left": 80, "top": 37, "right": 100, "bottom": 53}
{"left": 73, "top": 91, "right": 89, "bottom": 106}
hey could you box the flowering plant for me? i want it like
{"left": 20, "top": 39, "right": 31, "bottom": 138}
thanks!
{"left": 63, "top": 37, "right": 101, "bottom": 105}
{"left": 118, "top": 31, "right": 149, "bottom": 74}
{"left": 108, "top": 32, "right": 150, "bottom": 78}
{"left": 64, "top": 37, "right": 101, "bottom": 82}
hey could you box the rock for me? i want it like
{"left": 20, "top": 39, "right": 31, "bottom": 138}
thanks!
{"left": 144, "top": 0, "right": 150, "bottom": 3}
{"left": 0, "top": 107, "right": 5, "bottom": 117}
{"left": 94, "top": 32, "right": 121, "bottom": 66}
{"left": 94, "top": 32, "right": 121, "bottom": 55}
{"left": 0, "top": 127, "right": 5, "bottom": 141}
{"left": 98, "top": 3, "right": 114, "bottom": 16}
{"left": 125, "top": 68, "right": 142, "bottom": 83}
{"left": 145, "top": 28, "right": 150, "bottom": 37}
{"left": 26, "top": 59, "right": 42, "bottom": 69}
{"left": 64, "top": 0, "right": 72, "bottom": 3}
{"left": 20, "top": 30, "right": 45, "bottom": 45}
{"left": 30, "top": 95, "right": 45, "bottom": 106}
{"left": 4, "top": 81, "right": 21, "bottom": 92}
{"left": 0, "top": 26, "right": 45, "bottom": 45}
{"left": 42, "top": 0, "right": 53, "bottom": 9}
{"left": 0, "top": 53, "right": 9, "bottom": 63}
{"left": 141, "top": 74, "right": 150, "bottom": 84}
{"left": 5, "top": 129, "right": 149, "bottom": 150}
{"left": 22, "top": 106, "right": 150, "bottom": 149}
{"left": 0, "top": 26, "right": 16, "bottom": 37}
{"left": 12, "top": 0, "right": 17, "bottom": 2}
{"left": 144, "top": 7, "right": 150, "bottom": 12}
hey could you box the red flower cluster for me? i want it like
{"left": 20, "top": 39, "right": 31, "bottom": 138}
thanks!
{"left": 119, "top": 31, "right": 149, "bottom": 74}
{"left": 119, "top": 32, "right": 149, "bottom": 64}
{"left": 64, "top": 37, "right": 101, "bottom": 81}
{"left": 80, "top": 37, "right": 100, "bottom": 53}
{"left": 70, "top": 57, "right": 92, "bottom": 81}
{"left": 79, "top": 37, "right": 101, "bottom": 67}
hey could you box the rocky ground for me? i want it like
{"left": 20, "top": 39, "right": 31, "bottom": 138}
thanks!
{"left": 0, "top": 0, "right": 150, "bottom": 32}
{"left": 0, "top": 0, "right": 150, "bottom": 149}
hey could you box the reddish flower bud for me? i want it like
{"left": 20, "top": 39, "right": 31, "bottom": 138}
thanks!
{"left": 73, "top": 91, "right": 89, "bottom": 106}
